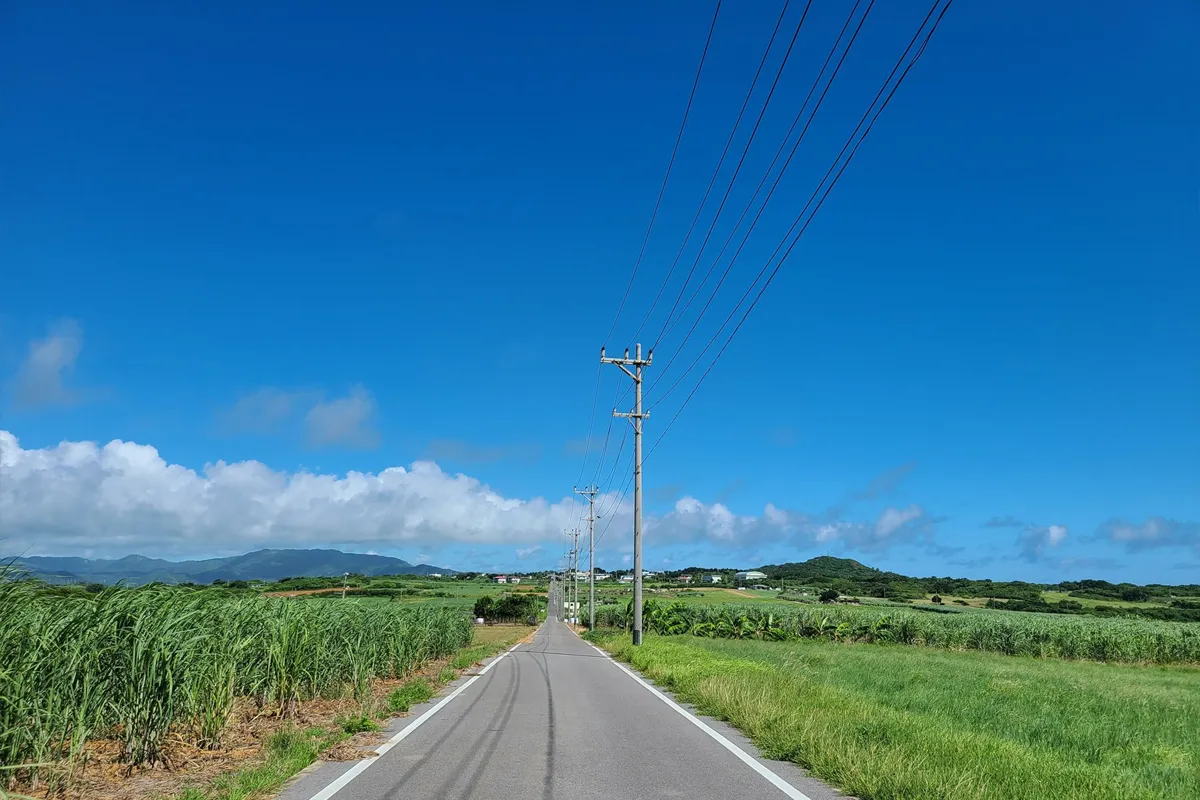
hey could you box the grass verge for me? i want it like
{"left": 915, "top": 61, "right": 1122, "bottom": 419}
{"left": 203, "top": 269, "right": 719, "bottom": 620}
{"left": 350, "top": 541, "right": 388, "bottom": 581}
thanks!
{"left": 590, "top": 631, "right": 1200, "bottom": 800}
{"left": 172, "top": 729, "right": 337, "bottom": 800}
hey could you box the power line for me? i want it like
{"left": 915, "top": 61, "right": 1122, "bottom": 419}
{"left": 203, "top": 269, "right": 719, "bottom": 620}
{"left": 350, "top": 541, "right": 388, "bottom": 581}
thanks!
{"left": 647, "top": 0, "right": 821, "bottom": 349}
{"left": 646, "top": 0, "right": 955, "bottom": 456}
{"left": 572, "top": 362, "right": 603, "bottom": 486}
{"left": 604, "top": 0, "right": 724, "bottom": 345}
{"left": 593, "top": 470, "right": 635, "bottom": 549}
{"left": 647, "top": 0, "right": 875, "bottom": 400}
{"left": 629, "top": 0, "right": 806, "bottom": 344}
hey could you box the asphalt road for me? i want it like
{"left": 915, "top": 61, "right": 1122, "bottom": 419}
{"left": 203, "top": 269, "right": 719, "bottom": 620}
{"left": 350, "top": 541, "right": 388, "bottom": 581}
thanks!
{"left": 279, "top": 618, "right": 846, "bottom": 800}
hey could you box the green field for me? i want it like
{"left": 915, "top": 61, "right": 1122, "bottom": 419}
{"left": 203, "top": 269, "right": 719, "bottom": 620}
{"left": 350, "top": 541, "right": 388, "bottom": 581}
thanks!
{"left": 595, "top": 600, "right": 1200, "bottom": 664}
{"left": 592, "top": 632, "right": 1200, "bottom": 800}
{"left": 0, "top": 579, "right": 474, "bottom": 793}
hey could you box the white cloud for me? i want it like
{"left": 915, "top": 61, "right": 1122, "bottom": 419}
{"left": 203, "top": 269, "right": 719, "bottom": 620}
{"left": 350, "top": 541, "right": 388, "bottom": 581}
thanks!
{"left": 13, "top": 320, "right": 83, "bottom": 408}
{"left": 875, "top": 505, "right": 924, "bottom": 538}
{"left": 1019, "top": 523, "right": 1069, "bottom": 561}
{"left": 0, "top": 430, "right": 944, "bottom": 560}
{"left": 0, "top": 429, "right": 573, "bottom": 557}
{"left": 305, "top": 386, "right": 379, "bottom": 449}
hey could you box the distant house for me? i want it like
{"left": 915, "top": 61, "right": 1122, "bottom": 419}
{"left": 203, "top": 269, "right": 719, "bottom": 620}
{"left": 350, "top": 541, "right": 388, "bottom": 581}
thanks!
{"left": 619, "top": 574, "right": 634, "bottom": 583}
{"left": 642, "top": 570, "right": 658, "bottom": 578}
{"left": 593, "top": 572, "right": 611, "bottom": 581}
{"left": 494, "top": 575, "right": 508, "bottom": 584}
{"left": 706, "top": 575, "right": 722, "bottom": 584}
{"left": 428, "top": 573, "right": 444, "bottom": 578}
{"left": 677, "top": 574, "right": 693, "bottom": 584}
{"left": 509, "top": 577, "right": 521, "bottom": 585}
{"left": 734, "top": 570, "right": 767, "bottom": 583}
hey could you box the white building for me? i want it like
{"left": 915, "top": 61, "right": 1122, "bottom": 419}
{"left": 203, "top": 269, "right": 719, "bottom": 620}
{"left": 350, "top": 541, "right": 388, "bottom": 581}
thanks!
{"left": 619, "top": 574, "right": 634, "bottom": 583}
{"left": 494, "top": 575, "right": 508, "bottom": 584}
{"left": 509, "top": 577, "right": 521, "bottom": 585}
{"left": 706, "top": 575, "right": 722, "bottom": 584}
{"left": 734, "top": 570, "right": 767, "bottom": 583}
{"left": 593, "top": 573, "right": 611, "bottom": 581}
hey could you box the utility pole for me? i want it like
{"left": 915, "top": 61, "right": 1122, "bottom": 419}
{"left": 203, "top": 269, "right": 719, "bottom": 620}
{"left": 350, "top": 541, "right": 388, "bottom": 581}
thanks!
{"left": 601, "top": 344, "right": 652, "bottom": 645}
{"left": 570, "top": 528, "right": 580, "bottom": 626}
{"left": 574, "top": 484, "right": 599, "bottom": 629}
{"left": 563, "top": 530, "right": 579, "bottom": 626}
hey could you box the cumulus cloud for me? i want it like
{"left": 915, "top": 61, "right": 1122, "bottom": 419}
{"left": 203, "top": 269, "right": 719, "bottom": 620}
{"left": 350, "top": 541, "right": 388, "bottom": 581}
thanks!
{"left": 305, "top": 386, "right": 379, "bottom": 449}
{"left": 1019, "top": 524, "right": 1068, "bottom": 561}
{"left": 0, "top": 430, "right": 943, "bottom": 561}
{"left": 13, "top": 320, "right": 83, "bottom": 408}
{"left": 1098, "top": 517, "right": 1199, "bottom": 551}
{"left": 0, "top": 429, "right": 570, "bottom": 557}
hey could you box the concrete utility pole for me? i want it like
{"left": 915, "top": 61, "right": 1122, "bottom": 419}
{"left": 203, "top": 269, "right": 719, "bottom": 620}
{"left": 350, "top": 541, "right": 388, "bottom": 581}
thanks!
{"left": 600, "top": 344, "right": 652, "bottom": 645}
{"left": 570, "top": 528, "right": 581, "bottom": 626}
{"left": 574, "top": 484, "right": 599, "bottom": 629}
{"left": 563, "top": 530, "right": 580, "bottom": 625}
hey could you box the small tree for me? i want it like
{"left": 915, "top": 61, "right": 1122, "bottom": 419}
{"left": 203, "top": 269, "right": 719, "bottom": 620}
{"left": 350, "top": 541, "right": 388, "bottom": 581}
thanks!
{"left": 819, "top": 588, "right": 839, "bottom": 603}
{"left": 931, "top": 594, "right": 943, "bottom": 604}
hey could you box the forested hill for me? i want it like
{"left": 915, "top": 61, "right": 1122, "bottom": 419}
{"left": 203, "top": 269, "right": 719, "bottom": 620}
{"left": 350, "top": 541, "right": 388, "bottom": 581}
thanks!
{"left": 756, "top": 556, "right": 1199, "bottom": 602}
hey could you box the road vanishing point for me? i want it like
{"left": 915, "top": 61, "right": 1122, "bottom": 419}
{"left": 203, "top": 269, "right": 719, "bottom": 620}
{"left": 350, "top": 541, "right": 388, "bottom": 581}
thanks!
{"left": 279, "top": 614, "right": 845, "bottom": 800}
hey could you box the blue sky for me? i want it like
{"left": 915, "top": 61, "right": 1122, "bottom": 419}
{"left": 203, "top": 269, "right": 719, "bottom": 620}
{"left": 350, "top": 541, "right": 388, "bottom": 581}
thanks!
{"left": 1, "top": 0, "right": 1197, "bottom": 583}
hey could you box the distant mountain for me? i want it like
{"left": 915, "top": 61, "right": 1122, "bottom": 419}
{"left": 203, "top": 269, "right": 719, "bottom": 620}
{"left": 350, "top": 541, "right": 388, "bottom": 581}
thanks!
{"left": 14, "top": 548, "right": 455, "bottom": 585}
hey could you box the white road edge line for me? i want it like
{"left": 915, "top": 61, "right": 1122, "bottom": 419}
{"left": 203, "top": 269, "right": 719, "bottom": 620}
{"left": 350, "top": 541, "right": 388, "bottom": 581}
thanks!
{"left": 580, "top": 636, "right": 813, "bottom": 800}
{"left": 304, "top": 641, "right": 523, "bottom": 800}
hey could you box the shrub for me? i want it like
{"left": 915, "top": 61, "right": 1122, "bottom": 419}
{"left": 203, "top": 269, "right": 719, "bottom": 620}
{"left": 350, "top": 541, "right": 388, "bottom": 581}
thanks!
{"left": 819, "top": 589, "right": 840, "bottom": 603}
{"left": 387, "top": 679, "right": 433, "bottom": 713}
{"left": 336, "top": 714, "right": 381, "bottom": 734}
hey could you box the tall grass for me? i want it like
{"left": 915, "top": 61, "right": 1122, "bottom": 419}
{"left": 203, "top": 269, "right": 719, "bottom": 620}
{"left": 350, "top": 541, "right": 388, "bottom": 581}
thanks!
{"left": 595, "top": 633, "right": 1200, "bottom": 800}
{"left": 593, "top": 599, "right": 1200, "bottom": 664}
{"left": 0, "top": 573, "right": 472, "bottom": 790}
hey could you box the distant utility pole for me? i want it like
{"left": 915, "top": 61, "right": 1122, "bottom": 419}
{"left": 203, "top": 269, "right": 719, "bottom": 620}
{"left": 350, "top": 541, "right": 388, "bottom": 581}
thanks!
{"left": 574, "top": 484, "right": 599, "bottom": 629}
{"left": 342, "top": 572, "right": 349, "bottom": 600}
{"left": 569, "top": 528, "right": 580, "bottom": 626}
{"left": 563, "top": 530, "right": 580, "bottom": 625}
{"left": 600, "top": 344, "right": 652, "bottom": 645}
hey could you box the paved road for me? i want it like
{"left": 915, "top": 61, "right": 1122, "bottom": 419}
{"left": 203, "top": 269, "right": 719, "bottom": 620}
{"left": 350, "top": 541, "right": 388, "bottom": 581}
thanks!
{"left": 280, "top": 619, "right": 845, "bottom": 800}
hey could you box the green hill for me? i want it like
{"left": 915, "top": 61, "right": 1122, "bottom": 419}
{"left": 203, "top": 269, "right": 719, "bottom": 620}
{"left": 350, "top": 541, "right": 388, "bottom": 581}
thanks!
{"left": 759, "top": 556, "right": 885, "bottom": 584}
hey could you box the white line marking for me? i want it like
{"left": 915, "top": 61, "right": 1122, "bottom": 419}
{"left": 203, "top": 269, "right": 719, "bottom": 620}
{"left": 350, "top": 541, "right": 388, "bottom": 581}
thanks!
{"left": 580, "top": 635, "right": 813, "bottom": 800}
{"left": 304, "top": 641, "right": 523, "bottom": 800}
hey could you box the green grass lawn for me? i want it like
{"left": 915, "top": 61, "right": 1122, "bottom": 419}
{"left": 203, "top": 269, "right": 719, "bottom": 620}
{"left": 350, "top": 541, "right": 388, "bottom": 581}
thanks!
{"left": 593, "top": 632, "right": 1200, "bottom": 800}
